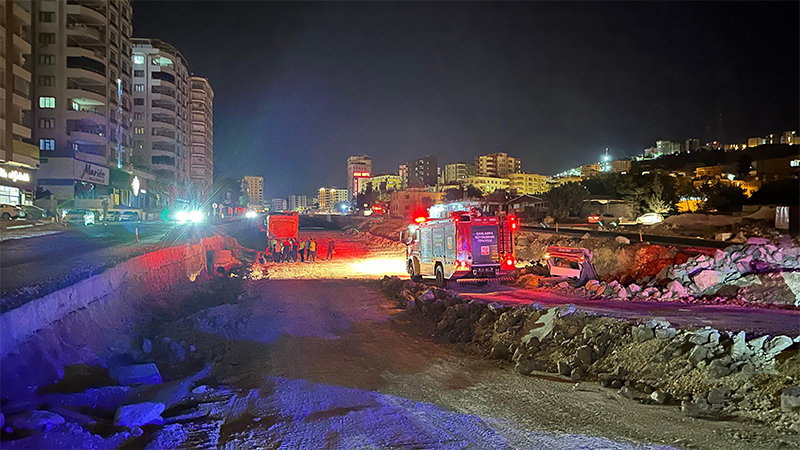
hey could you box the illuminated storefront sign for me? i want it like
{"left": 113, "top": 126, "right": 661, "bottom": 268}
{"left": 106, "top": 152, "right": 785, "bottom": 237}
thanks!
{"left": 76, "top": 161, "right": 109, "bottom": 185}
{"left": 353, "top": 171, "right": 371, "bottom": 178}
{"left": 131, "top": 176, "right": 140, "bottom": 196}
{"left": 0, "top": 166, "right": 31, "bottom": 183}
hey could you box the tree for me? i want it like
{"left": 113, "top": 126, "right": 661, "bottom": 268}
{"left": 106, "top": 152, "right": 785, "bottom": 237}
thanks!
{"left": 677, "top": 181, "right": 701, "bottom": 212}
{"left": 465, "top": 184, "right": 483, "bottom": 199}
{"left": 616, "top": 174, "right": 649, "bottom": 216}
{"left": 748, "top": 179, "right": 800, "bottom": 206}
{"left": 700, "top": 183, "right": 747, "bottom": 213}
{"left": 645, "top": 176, "right": 672, "bottom": 214}
{"left": 545, "top": 182, "right": 587, "bottom": 219}
{"left": 444, "top": 188, "right": 463, "bottom": 202}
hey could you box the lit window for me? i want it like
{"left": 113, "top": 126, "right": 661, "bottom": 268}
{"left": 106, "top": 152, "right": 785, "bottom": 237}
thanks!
{"left": 133, "top": 54, "right": 145, "bottom": 65}
{"left": 135, "top": 84, "right": 145, "bottom": 92}
{"left": 39, "top": 139, "right": 55, "bottom": 151}
{"left": 134, "top": 127, "right": 145, "bottom": 134}
{"left": 791, "top": 160, "right": 799, "bottom": 168}
{"left": 39, "top": 97, "right": 56, "bottom": 108}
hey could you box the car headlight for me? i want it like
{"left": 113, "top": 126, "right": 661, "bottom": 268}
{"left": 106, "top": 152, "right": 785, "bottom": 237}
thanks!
{"left": 189, "top": 210, "right": 203, "bottom": 222}
{"left": 245, "top": 211, "right": 257, "bottom": 219}
{"left": 175, "top": 211, "right": 189, "bottom": 222}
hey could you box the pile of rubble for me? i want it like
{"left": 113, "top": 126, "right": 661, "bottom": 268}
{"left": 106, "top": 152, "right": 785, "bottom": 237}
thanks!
{"left": 380, "top": 276, "right": 800, "bottom": 433}
{"left": 526, "top": 236, "right": 800, "bottom": 308}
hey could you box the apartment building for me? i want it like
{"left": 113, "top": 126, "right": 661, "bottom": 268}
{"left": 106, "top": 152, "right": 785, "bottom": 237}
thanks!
{"left": 0, "top": 0, "right": 38, "bottom": 205}
{"left": 474, "top": 152, "right": 520, "bottom": 177}
{"left": 131, "top": 38, "right": 189, "bottom": 187}
{"left": 462, "top": 175, "right": 509, "bottom": 194}
{"left": 443, "top": 162, "right": 476, "bottom": 184}
{"left": 406, "top": 155, "right": 437, "bottom": 187}
{"left": 189, "top": 76, "right": 212, "bottom": 198}
{"left": 656, "top": 140, "right": 681, "bottom": 155}
{"left": 610, "top": 159, "right": 632, "bottom": 174}
{"left": 270, "top": 198, "right": 286, "bottom": 212}
{"left": 242, "top": 175, "right": 263, "bottom": 208}
{"left": 507, "top": 173, "right": 548, "bottom": 195}
{"left": 318, "top": 187, "right": 348, "bottom": 212}
{"left": 35, "top": 0, "right": 136, "bottom": 202}
{"left": 288, "top": 194, "right": 306, "bottom": 211}
{"left": 346, "top": 154, "right": 371, "bottom": 199}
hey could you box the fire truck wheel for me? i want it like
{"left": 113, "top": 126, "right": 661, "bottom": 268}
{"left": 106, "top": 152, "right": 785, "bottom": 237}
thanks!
{"left": 408, "top": 260, "right": 422, "bottom": 282}
{"left": 435, "top": 264, "right": 446, "bottom": 288}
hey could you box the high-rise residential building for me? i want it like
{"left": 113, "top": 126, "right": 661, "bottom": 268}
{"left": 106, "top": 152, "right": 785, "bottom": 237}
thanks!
{"left": 131, "top": 39, "right": 190, "bottom": 187}
{"left": 656, "top": 140, "right": 681, "bottom": 155}
{"left": 363, "top": 173, "right": 402, "bottom": 201}
{"left": 288, "top": 194, "right": 307, "bottom": 211}
{"left": 270, "top": 198, "right": 286, "bottom": 212}
{"left": 444, "top": 162, "right": 476, "bottom": 184}
{"left": 475, "top": 152, "right": 521, "bottom": 177}
{"left": 581, "top": 163, "right": 601, "bottom": 178}
{"left": 406, "top": 155, "right": 438, "bottom": 187}
{"left": 0, "top": 0, "right": 38, "bottom": 206}
{"left": 189, "top": 76, "right": 213, "bottom": 198}
{"left": 507, "top": 173, "right": 548, "bottom": 195}
{"left": 685, "top": 138, "right": 700, "bottom": 153}
{"left": 346, "top": 154, "right": 371, "bottom": 199}
{"left": 318, "top": 187, "right": 348, "bottom": 212}
{"left": 462, "top": 175, "right": 509, "bottom": 194}
{"left": 242, "top": 175, "right": 263, "bottom": 208}
{"left": 398, "top": 164, "right": 408, "bottom": 189}
{"left": 35, "top": 0, "right": 136, "bottom": 202}
{"left": 748, "top": 137, "right": 765, "bottom": 148}
{"left": 781, "top": 131, "right": 799, "bottom": 145}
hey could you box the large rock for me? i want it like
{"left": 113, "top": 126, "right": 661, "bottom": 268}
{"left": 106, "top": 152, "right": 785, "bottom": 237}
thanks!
{"left": 746, "top": 237, "right": 770, "bottom": 245}
{"left": 692, "top": 270, "right": 725, "bottom": 292}
{"left": 780, "top": 271, "right": 800, "bottom": 306}
{"left": 781, "top": 386, "right": 800, "bottom": 412}
{"left": 6, "top": 411, "right": 66, "bottom": 432}
{"left": 110, "top": 363, "right": 162, "bottom": 386}
{"left": 576, "top": 345, "right": 594, "bottom": 366}
{"left": 666, "top": 280, "right": 687, "bottom": 298}
{"left": 688, "top": 345, "right": 710, "bottom": 366}
{"left": 764, "top": 335, "right": 793, "bottom": 356}
{"left": 615, "top": 236, "right": 630, "bottom": 245}
{"left": 114, "top": 402, "right": 166, "bottom": 428}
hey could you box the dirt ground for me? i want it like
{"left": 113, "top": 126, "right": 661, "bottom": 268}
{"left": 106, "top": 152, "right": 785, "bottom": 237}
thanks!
{"left": 162, "top": 228, "right": 797, "bottom": 449}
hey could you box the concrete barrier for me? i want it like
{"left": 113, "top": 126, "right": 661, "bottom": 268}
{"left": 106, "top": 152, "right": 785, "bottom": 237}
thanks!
{"left": 0, "top": 234, "right": 238, "bottom": 401}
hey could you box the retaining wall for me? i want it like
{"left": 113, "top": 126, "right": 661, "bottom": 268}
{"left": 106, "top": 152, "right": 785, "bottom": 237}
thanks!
{"left": 0, "top": 234, "right": 238, "bottom": 401}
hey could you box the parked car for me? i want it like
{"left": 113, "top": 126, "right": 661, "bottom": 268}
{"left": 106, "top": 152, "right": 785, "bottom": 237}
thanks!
{"left": 62, "top": 209, "right": 95, "bottom": 226}
{"left": 587, "top": 214, "right": 601, "bottom": 224}
{"left": 0, "top": 204, "right": 23, "bottom": 220}
{"left": 636, "top": 213, "right": 664, "bottom": 225}
{"left": 21, "top": 205, "right": 52, "bottom": 220}
{"left": 119, "top": 211, "right": 140, "bottom": 222}
{"left": 104, "top": 210, "right": 119, "bottom": 222}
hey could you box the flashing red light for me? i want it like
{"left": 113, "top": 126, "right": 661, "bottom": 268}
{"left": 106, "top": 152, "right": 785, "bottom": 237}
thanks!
{"left": 414, "top": 216, "right": 426, "bottom": 223}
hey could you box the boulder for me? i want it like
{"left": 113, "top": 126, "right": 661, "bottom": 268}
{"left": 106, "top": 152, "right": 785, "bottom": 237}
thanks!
{"left": 420, "top": 290, "right": 436, "bottom": 303}
{"left": 110, "top": 363, "right": 162, "bottom": 386}
{"left": 781, "top": 386, "right": 800, "bottom": 412}
{"left": 707, "top": 387, "right": 731, "bottom": 405}
{"left": 632, "top": 325, "right": 655, "bottom": 343}
{"left": 692, "top": 270, "right": 725, "bottom": 292}
{"left": 576, "top": 345, "right": 594, "bottom": 366}
{"left": 707, "top": 359, "right": 732, "bottom": 380}
{"left": 715, "top": 232, "right": 732, "bottom": 241}
{"left": 666, "top": 280, "right": 687, "bottom": 298}
{"left": 651, "top": 391, "right": 671, "bottom": 404}
{"left": 615, "top": 236, "right": 630, "bottom": 245}
{"left": 682, "top": 398, "right": 723, "bottom": 420}
{"left": 746, "top": 237, "right": 770, "bottom": 245}
{"left": 114, "top": 402, "right": 166, "bottom": 428}
{"left": 780, "top": 272, "right": 800, "bottom": 306}
{"left": 6, "top": 411, "right": 66, "bottom": 432}
{"left": 557, "top": 361, "right": 572, "bottom": 376}
{"left": 688, "top": 345, "right": 710, "bottom": 366}
{"left": 764, "top": 335, "right": 793, "bottom": 356}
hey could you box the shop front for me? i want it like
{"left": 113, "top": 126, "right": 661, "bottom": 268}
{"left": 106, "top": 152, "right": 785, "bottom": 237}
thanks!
{"left": 0, "top": 163, "right": 36, "bottom": 206}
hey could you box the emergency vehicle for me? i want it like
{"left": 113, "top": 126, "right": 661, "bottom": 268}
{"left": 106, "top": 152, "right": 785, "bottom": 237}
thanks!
{"left": 264, "top": 211, "right": 299, "bottom": 239}
{"left": 401, "top": 203, "right": 518, "bottom": 287}
{"left": 544, "top": 246, "right": 598, "bottom": 285}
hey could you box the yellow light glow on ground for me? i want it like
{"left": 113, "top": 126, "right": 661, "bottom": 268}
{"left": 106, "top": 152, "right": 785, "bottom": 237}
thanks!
{"left": 349, "top": 258, "right": 407, "bottom": 276}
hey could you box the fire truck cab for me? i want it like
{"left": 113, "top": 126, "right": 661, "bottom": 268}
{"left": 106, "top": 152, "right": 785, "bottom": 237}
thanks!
{"left": 401, "top": 204, "right": 517, "bottom": 287}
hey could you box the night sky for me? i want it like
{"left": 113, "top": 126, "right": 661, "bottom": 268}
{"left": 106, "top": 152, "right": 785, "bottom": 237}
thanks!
{"left": 133, "top": 1, "right": 799, "bottom": 199}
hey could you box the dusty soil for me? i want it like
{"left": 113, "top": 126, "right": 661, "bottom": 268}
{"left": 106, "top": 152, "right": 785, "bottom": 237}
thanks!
{"left": 149, "top": 228, "right": 797, "bottom": 449}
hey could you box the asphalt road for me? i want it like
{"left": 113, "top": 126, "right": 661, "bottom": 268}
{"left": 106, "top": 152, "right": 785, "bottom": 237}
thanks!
{"left": 0, "top": 220, "right": 242, "bottom": 312}
{"left": 521, "top": 225, "right": 730, "bottom": 249}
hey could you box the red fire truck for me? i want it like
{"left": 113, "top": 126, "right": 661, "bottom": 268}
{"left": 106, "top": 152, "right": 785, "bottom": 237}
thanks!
{"left": 265, "top": 211, "right": 299, "bottom": 240}
{"left": 401, "top": 206, "right": 518, "bottom": 287}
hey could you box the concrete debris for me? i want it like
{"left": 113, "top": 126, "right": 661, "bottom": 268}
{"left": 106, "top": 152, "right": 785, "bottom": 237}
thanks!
{"left": 114, "top": 402, "right": 166, "bottom": 428}
{"left": 6, "top": 410, "right": 66, "bottom": 432}
{"left": 110, "top": 363, "right": 163, "bottom": 386}
{"left": 615, "top": 236, "right": 630, "bottom": 245}
{"left": 780, "top": 386, "right": 800, "bottom": 412}
{"left": 651, "top": 391, "right": 671, "bottom": 404}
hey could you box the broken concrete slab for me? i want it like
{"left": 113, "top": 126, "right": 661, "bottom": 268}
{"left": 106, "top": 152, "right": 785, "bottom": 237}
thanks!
{"left": 692, "top": 270, "right": 725, "bottom": 292}
{"left": 6, "top": 410, "right": 65, "bottom": 432}
{"left": 781, "top": 386, "right": 800, "bottom": 412}
{"left": 114, "top": 402, "right": 166, "bottom": 428}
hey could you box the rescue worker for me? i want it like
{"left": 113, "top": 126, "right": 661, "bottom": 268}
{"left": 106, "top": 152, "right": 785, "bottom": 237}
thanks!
{"left": 309, "top": 238, "right": 317, "bottom": 262}
{"left": 271, "top": 238, "right": 279, "bottom": 262}
{"left": 282, "top": 238, "right": 291, "bottom": 263}
{"left": 326, "top": 237, "right": 335, "bottom": 260}
{"left": 298, "top": 238, "right": 306, "bottom": 262}
{"left": 305, "top": 237, "right": 312, "bottom": 261}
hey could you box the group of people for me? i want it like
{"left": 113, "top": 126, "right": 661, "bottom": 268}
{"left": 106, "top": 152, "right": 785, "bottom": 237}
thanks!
{"left": 268, "top": 237, "right": 336, "bottom": 263}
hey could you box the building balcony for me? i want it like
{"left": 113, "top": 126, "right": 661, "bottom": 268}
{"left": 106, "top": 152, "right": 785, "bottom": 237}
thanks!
{"left": 151, "top": 129, "right": 176, "bottom": 140}
{"left": 12, "top": 34, "right": 31, "bottom": 55}
{"left": 151, "top": 100, "right": 176, "bottom": 113}
{"left": 66, "top": 24, "right": 103, "bottom": 43}
{"left": 66, "top": 106, "right": 105, "bottom": 124}
{"left": 67, "top": 129, "right": 107, "bottom": 144}
{"left": 10, "top": 140, "right": 39, "bottom": 169}
{"left": 12, "top": 122, "right": 31, "bottom": 140}
{"left": 66, "top": 87, "right": 107, "bottom": 105}
{"left": 12, "top": 91, "right": 30, "bottom": 111}
{"left": 65, "top": 3, "right": 106, "bottom": 24}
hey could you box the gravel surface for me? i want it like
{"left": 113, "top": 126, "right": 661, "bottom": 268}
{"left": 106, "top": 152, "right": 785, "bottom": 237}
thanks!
{"left": 172, "top": 228, "right": 797, "bottom": 449}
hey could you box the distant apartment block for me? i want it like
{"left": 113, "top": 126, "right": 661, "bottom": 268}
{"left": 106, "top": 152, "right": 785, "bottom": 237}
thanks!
{"left": 318, "top": 187, "right": 348, "bottom": 211}
{"left": 189, "top": 76, "right": 213, "bottom": 198}
{"left": 443, "top": 162, "right": 476, "bottom": 184}
{"left": 346, "top": 154, "right": 371, "bottom": 199}
{"left": 656, "top": 140, "right": 681, "bottom": 155}
{"left": 508, "top": 173, "right": 548, "bottom": 195}
{"left": 781, "top": 131, "right": 798, "bottom": 145}
{"left": 406, "top": 155, "right": 438, "bottom": 187}
{"left": 288, "top": 194, "right": 307, "bottom": 211}
{"left": 580, "top": 163, "right": 601, "bottom": 178}
{"left": 271, "top": 198, "right": 286, "bottom": 212}
{"left": 610, "top": 160, "right": 631, "bottom": 174}
{"left": 389, "top": 188, "right": 444, "bottom": 217}
{"left": 684, "top": 138, "right": 700, "bottom": 153}
{"left": 475, "top": 152, "right": 520, "bottom": 177}
{"left": 242, "top": 175, "right": 263, "bottom": 208}
{"left": 462, "top": 175, "right": 509, "bottom": 194}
